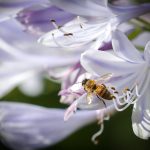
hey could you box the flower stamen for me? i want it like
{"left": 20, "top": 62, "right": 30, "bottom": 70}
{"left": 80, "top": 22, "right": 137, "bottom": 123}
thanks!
{"left": 52, "top": 33, "right": 68, "bottom": 48}
{"left": 111, "top": 85, "right": 140, "bottom": 111}
{"left": 51, "top": 19, "right": 68, "bottom": 34}
{"left": 77, "top": 16, "right": 84, "bottom": 29}
{"left": 91, "top": 109, "right": 109, "bottom": 144}
{"left": 91, "top": 123, "right": 104, "bottom": 145}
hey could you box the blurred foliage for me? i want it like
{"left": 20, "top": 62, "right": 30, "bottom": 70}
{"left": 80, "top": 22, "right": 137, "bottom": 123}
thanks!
{"left": 136, "top": 0, "right": 150, "bottom": 3}
{"left": 0, "top": 80, "right": 150, "bottom": 150}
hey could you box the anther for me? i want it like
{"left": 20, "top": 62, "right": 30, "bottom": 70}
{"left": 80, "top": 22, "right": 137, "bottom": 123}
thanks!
{"left": 80, "top": 24, "right": 83, "bottom": 29}
{"left": 114, "top": 91, "right": 118, "bottom": 94}
{"left": 123, "top": 87, "right": 130, "bottom": 92}
{"left": 50, "top": 19, "right": 55, "bottom": 23}
{"left": 64, "top": 33, "right": 73, "bottom": 36}
{"left": 111, "top": 87, "right": 116, "bottom": 90}
{"left": 111, "top": 95, "right": 116, "bottom": 99}
{"left": 50, "top": 19, "right": 67, "bottom": 34}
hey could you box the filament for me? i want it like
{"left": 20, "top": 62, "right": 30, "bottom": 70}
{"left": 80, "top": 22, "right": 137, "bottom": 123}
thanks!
{"left": 91, "top": 123, "right": 104, "bottom": 145}
{"left": 52, "top": 33, "right": 68, "bottom": 48}
{"left": 77, "top": 16, "right": 84, "bottom": 29}
{"left": 51, "top": 19, "right": 68, "bottom": 34}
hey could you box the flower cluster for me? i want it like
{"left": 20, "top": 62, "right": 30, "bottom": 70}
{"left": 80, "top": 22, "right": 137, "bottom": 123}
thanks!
{"left": 0, "top": 0, "right": 150, "bottom": 150}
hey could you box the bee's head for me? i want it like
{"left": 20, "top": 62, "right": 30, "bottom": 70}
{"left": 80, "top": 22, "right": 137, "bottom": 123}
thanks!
{"left": 82, "top": 79, "right": 89, "bottom": 86}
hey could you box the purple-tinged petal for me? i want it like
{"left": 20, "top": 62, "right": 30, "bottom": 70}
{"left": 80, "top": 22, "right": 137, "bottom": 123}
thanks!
{"left": 17, "top": 5, "right": 75, "bottom": 35}
{"left": 99, "top": 42, "right": 112, "bottom": 51}
{"left": 0, "top": 102, "right": 96, "bottom": 150}
{"left": 81, "top": 50, "right": 144, "bottom": 76}
{"left": 112, "top": 30, "right": 143, "bottom": 63}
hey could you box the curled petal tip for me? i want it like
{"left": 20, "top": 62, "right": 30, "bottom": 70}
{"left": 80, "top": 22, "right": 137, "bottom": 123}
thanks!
{"left": 64, "top": 101, "right": 77, "bottom": 121}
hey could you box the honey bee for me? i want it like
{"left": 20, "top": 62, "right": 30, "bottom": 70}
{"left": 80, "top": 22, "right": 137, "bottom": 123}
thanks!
{"left": 82, "top": 73, "right": 115, "bottom": 106}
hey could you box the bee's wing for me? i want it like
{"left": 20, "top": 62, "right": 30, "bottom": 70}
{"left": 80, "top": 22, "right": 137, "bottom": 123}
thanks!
{"left": 95, "top": 73, "right": 113, "bottom": 84}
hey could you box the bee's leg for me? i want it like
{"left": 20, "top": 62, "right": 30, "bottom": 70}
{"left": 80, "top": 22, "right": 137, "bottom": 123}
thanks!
{"left": 96, "top": 95, "right": 107, "bottom": 108}
{"left": 87, "top": 93, "right": 93, "bottom": 105}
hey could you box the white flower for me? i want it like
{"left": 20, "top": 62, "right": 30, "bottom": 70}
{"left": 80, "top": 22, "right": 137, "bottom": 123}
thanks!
{"left": 39, "top": 0, "right": 150, "bottom": 51}
{"left": 80, "top": 30, "right": 150, "bottom": 139}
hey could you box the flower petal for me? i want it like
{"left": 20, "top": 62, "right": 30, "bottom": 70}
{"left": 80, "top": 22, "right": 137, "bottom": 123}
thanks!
{"left": 81, "top": 50, "right": 143, "bottom": 76}
{"left": 19, "top": 76, "right": 44, "bottom": 97}
{"left": 112, "top": 30, "right": 143, "bottom": 63}
{"left": 17, "top": 5, "right": 75, "bottom": 35}
{"left": 0, "top": 0, "right": 49, "bottom": 22}
{"left": 144, "top": 41, "right": 150, "bottom": 64}
{"left": 49, "top": 0, "right": 112, "bottom": 17}
{"left": 132, "top": 71, "right": 150, "bottom": 139}
{"left": 0, "top": 62, "right": 39, "bottom": 98}
{"left": 38, "top": 17, "right": 109, "bottom": 51}
{"left": 0, "top": 102, "right": 96, "bottom": 150}
{"left": 132, "top": 91, "right": 150, "bottom": 139}
{"left": 108, "top": 3, "right": 150, "bottom": 23}
{"left": 133, "top": 32, "right": 150, "bottom": 48}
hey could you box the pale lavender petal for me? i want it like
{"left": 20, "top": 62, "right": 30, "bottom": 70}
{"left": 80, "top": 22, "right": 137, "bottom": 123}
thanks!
{"left": 75, "top": 94, "right": 113, "bottom": 110}
{"left": 38, "top": 18, "right": 110, "bottom": 51}
{"left": 0, "top": 19, "right": 82, "bottom": 56}
{"left": 0, "top": 49, "right": 15, "bottom": 61}
{"left": 0, "top": 40, "right": 79, "bottom": 97}
{"left": 17, "top": 5, "right": 75, "bottom": 35}
{"left": 0, "top": 0, "right": 47, "bottom": 7}
{"left": 0, "top": 102, "right": 96, "bottom": 150}
{"left": 49, "top": 0, "right": 112, "bottom": 17}
{"left": 118, "top": 22, "right": 135, "bottom": 35}
{"left": 0, "top": 0, "right": 49, "bottom": 22}
{"left": 111, "top": 0, "right": 136, "bottom": 6}
{"left": 81, "top": 50, "right": 144, "bottom": 76}
{"left": 0, "top": 62, "right": 40, "bottom": 97}
{"left": 133, "top": 32, "right": 150, "bottom": 48}
{"left": 0, "top": 19, "right": 50, "bottom": 53}
{"left": 112, "top": 30, "right": 143, "bottom": 63}
{"left": 144, "top": 41, "right": 150, "bottom": 64}
{"left": 132, "top": 76, "right": 150, "bottom": 139}
{"left": 19, "top": 76, "right": 44, "bottom": 97}
{"left": 0, "top": 38, "right": 80, "bottom": 67}
{"left": 108, "top": 3, "right": 150, "bottom": 23}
